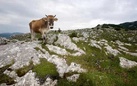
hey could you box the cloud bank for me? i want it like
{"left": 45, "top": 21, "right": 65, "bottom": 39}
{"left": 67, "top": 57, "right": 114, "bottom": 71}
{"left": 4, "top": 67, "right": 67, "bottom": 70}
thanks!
{"left": 0, "top": 0, "right": 137, "bottom": 33}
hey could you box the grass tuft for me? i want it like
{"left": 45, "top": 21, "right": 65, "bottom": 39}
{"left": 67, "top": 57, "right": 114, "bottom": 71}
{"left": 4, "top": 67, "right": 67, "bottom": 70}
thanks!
{"left": 0, "top": 64, "right": 15, "bottom": 85}
{"left": 16, "top": 60, "right": 34, "bottom": 77}
{"left": 32, "top": 58, "right": 58, "bottom": 78}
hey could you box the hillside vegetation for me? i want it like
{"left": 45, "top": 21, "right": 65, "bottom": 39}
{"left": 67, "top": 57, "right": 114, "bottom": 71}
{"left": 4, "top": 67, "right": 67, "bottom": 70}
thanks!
{"left": 101, "top": 20, "right": 137, "bottom": 30}
{"left": 0, "top": 24, "right": 137, "bottom": 86}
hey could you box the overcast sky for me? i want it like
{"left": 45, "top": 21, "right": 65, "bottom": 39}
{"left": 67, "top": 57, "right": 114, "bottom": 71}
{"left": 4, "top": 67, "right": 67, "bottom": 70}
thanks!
{"left": 0, "top": 0, "right": 137, "bottom": 33}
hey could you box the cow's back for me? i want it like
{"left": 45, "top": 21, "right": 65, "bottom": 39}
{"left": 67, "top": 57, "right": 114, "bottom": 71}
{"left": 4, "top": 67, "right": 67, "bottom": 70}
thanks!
{"left": 29, "top": 19, "right": 47, "bottom": 33}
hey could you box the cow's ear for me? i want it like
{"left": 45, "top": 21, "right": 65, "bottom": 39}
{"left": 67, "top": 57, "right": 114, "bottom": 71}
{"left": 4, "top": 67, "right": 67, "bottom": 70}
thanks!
{"left": 54, "top": 18, "right": 58, "bottom": 21}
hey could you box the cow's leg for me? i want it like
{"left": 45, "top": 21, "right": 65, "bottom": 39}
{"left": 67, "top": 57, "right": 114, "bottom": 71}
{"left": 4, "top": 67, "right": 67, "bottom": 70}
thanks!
{"left": 42, "top": 32, "right": 47, "bottom": 43}
{"left": 33, "top": 32, "right": 37, "bottom": 40}
{"left": 30, "top": 29, "right": 35, "bottom": 40}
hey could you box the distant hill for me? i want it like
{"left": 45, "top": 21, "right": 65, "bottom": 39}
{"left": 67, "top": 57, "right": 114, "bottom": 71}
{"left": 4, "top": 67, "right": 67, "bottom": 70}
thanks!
{"left": 0, "top": 32, "right": 23, "bottom": 38}
{"left": 120, "top": 21, "right": 137, "bottom": 30}
{"left": 102, "top": 21, "right": 137, "bottom": 30}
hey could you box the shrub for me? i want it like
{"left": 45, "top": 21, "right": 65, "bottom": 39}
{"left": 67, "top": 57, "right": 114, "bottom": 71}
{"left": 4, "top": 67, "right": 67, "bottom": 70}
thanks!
{"left": 58, "top": 28, "right": 61, "bottom": 33}
{"left": 69, "top": 31, "right": 78, "bottom": 38}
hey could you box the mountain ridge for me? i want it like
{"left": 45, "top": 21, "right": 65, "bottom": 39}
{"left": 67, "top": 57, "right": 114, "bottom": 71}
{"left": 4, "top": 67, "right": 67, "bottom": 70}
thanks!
{"left": 101, "top": 20, "right": 137, "bottom": 30}
{"left": 0, "top": 20, "right": 137, "bottom": 39}
{"left": 0, "top": 32, "right": 23, "bottom": 38}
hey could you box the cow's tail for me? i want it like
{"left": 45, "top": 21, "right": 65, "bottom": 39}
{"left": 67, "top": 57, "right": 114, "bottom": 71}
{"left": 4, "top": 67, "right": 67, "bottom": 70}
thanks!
{"left": 29, "top": 22, "right": 32, "bottom": 31}
{"left": 29, "top": 20, "right": 35, "bottom": 32}
{"left": 29, "top": 22, "right": 33, "bottom": 40}
{"left": 29, "top": 22, "right": 34, "bottom": 35}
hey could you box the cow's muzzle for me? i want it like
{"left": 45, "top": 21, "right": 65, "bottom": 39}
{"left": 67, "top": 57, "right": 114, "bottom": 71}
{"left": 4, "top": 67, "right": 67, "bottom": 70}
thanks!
{"left": 50, "top": 27, "right": 53, "bottom": 29}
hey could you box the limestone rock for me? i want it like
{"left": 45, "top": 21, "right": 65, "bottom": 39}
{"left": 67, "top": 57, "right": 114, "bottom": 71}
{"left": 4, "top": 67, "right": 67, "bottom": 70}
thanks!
{"left": 47, "top": 55, "right": 86, "bottom": 78}
{"left": 47, "top": 55, "right": 68, "bottom": 77}
{"left": 67, "top": 74, "right": 80, "bottom": 82}
{"left": 0, "top": 41, "right": 41, "bottom": 69}
{"left": 118, "top": 46, "right": 129, "bottom": 51}
{"left": 55, "top": 34, "right": 85, "bottom": 55}
{"left": 4, "top": 70, "right": 17, "bottom": 79}
{"left": 116, "top": 40, "right": 124, "bottom": 46}
{"left": 46, "top": 44, "right": 68, "bottom": 55}
{"left": 0, "top": 37, "right": 9, "bottom": 45}
{"left": 66, "top": 62, "right": 87, "bottom": 73}
{"left": 105, "top": 45, "right": 120, "bottom": 56}
{"left": 43, "top": 77, "right": 57, "bottom": 86}
{"left": 15, "top": 70, "right": 39, "bottom": 86}
{"left": 90, "top": 40, "right": 102, "bottom": 49}
{"left": 119, "top": 57, "right": 137, "bottom": 68}
{"left": 72, "top": 37, "right": 85, "bottom": 43}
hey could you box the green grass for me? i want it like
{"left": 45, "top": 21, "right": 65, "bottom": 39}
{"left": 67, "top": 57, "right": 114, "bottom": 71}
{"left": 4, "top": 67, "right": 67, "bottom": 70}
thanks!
{"left": 57, "top": 73, "right": 94, "bottom": 86}
{"left": 79, "top": 72, "right": 112, "bottom": 86}
{"left": 118, "top": 52, "right": 137, "bottom": 62}
{"left": 60, "top": 38, "right": 137, "bottom": 86}
{"left": 34, "top": 29, "right": 137, "bottom": 86}
{"left": 36, "top": 33, "right": 42, "bottom": 39}
{"left": 0, "top": 64, "right": 15, "bottom": 85}
{"left": 123, "top": 43, "right": 137, "bottom": 52}
{"left": 16, "top": 60, "right": 34, "bottom": 77}
{"left": 35, "top": 30, "right": 137, "bottom": 85}
{"left": 32, "top": 58, "right": 58, "bottom": 78}
{"left": 0, "top": 74, "right": 15, "bottom": 85}
{"left": 32, "top": 58, "right": 59, "bottom": 85}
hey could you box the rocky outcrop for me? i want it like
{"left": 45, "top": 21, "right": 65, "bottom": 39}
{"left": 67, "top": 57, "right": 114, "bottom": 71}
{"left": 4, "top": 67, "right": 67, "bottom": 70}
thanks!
{"left": 105, "top": 45, "right": 120, "bottom": 56}
{"left": 90, "top": 40, "right": 102, "bottom": 49}
{"left": 47, "top": 55, "right": 69, "bottom": 77}
{"left": 0, "top": 29, "right": 137, "bottom": 85}
{"left": 66, "top": 62, "right": 86, "bottom": 73}
{"left": 0, "top": 41, "right": 41, "bottom": 69}
{"left": 46, "top": 55, "right": 86, "bottom": 78}
{"left": 10, "top": 33, "right": 30, "bottom": 41}
{"left": 116, "top": 40, "right": 137, "bottom": 56}
{"left": 55, "top": 34, "right": 85, "bottom": 56}
{"left": 0, "top": 37, "right": 9, "bottom": 45}
{"left": 72, "top": 37, "right": 85, "bottom": 43}
{"left": 0, "top": 36, "right": 86, "bottom": 85}
{"left": 46, "top": 44, "right": 68, "bottom": 55}
{"left": 90, "top": 39, "right": 120, "bottom": 56}
{"left": 119, "top": 57, "right": 137, "bottom": 68}
{"left": 14, "top": 70, "right": 39, "bottom": 86}
{"left": 67, "top": 74, "right": 80, "bottom": 82}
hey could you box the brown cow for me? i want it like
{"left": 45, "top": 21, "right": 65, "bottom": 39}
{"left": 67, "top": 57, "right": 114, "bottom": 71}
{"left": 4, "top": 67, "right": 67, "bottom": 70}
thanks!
{"left": 29, "top": 15, "right": 58, "bottom": 41}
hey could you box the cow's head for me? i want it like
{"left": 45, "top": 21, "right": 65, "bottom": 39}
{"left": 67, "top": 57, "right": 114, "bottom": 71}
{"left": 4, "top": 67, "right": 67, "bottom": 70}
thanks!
{"left": 45, "top": 15, "right": 58, "bottom": 29}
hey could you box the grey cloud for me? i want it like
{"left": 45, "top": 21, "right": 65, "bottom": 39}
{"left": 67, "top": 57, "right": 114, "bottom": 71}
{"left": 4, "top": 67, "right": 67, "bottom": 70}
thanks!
{"left": 0, "top": 0, "right": 137, "bottom": 33}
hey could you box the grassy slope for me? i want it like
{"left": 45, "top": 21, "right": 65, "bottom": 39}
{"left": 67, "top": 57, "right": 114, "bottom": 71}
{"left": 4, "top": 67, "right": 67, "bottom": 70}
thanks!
{"left": 1, "top": 29, "right": 137, "bottom": 86}
{"left": 32, "top": 29, "right": 137, "bottom": 86}
{"left": 56, "top": 29, "right": 137, "bottom": 86}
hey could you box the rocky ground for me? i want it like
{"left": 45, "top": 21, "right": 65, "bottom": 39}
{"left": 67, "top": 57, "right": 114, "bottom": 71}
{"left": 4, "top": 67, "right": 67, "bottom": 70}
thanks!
{"left": 0, "top": 27, "right": 137, "bottom": 86}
